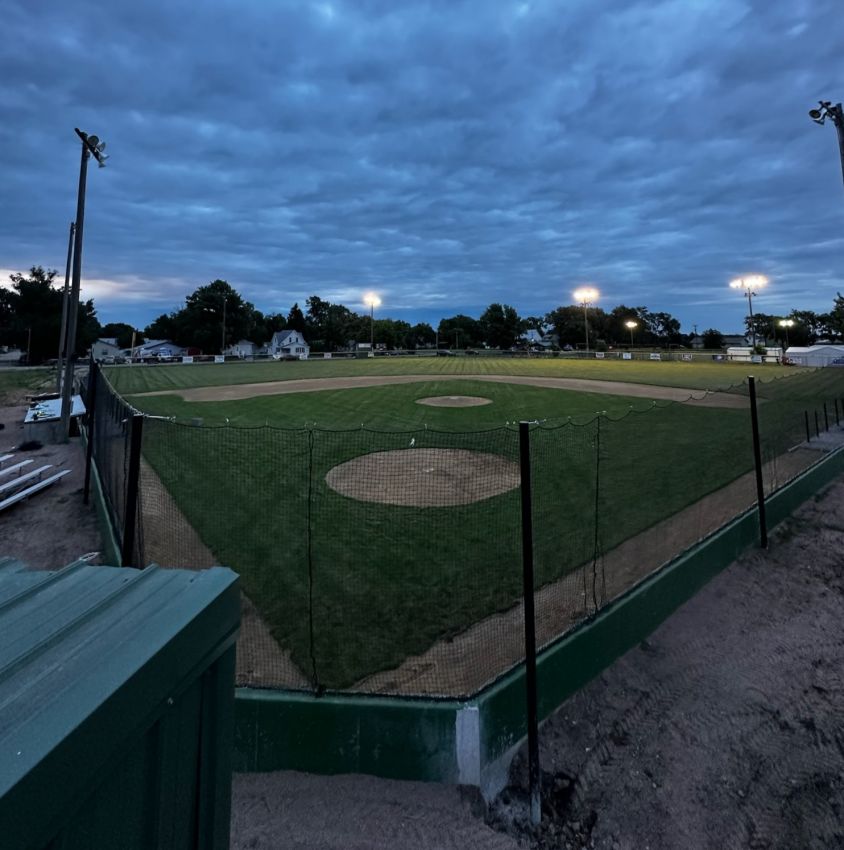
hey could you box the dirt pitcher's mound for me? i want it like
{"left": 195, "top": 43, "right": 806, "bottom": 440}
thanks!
{"left": 416, "top": 395, "right": 493, "bottom": 407}
{"left": 325, "top": 448, "right": 520, "bottom": 507}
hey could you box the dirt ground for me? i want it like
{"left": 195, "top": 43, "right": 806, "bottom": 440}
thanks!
{"left": 230, "top": 474, "right": 844, "bottom": 850}
{"left": 0, "top": 401, "right": 102, "bottom": 569}
{"left": 416, "top": 395, "right": 493, "bottom": 407}
{"left": 140, "top": 374, "right": 747, "bottom": 408}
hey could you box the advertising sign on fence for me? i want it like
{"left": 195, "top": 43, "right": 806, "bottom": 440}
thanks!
{"left": 324, "top": 353, "right": 332, "bottom": 359}
{"left": 622, "top": 352, "right": 632, "bottom": 360}
{"left": 649, "top": 353, "right": 661, "bottom": 361}
{"left": 595, "top": 352, "right": 605, "bottom": 359}
{"left": 182, "top": 356, "right": 194, "bottom": 364}
{"left": 682, "top": 354, "right": 693, "bottom": 361}
{"left": 214, "top": 355, "right": 225, "bottom": 363}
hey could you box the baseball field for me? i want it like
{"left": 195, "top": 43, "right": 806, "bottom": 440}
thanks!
{"left": 102, "top": 357, "right": 836, "bottom": 693}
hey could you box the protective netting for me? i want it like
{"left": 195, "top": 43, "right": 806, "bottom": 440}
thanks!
{"left": 86, "top": 367, "right": 844, "bottom": 698}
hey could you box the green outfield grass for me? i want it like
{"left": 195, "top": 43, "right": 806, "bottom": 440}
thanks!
{"left": 105, "top": 354, "right": 796, "bottom": 396}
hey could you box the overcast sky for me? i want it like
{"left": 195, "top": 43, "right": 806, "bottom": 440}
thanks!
{"left": 1, "top": 0, "right": 842, "bottom": 333}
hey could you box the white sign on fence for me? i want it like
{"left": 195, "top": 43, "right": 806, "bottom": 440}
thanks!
{"left": 214, "top": 355, "right": 225, "bottom": 363}
{"left": 649, "top": 353, "right": 662, "bottom": 361}
{"left": 682, "top": 353, "right": 693, "bottom": 361}
{"left": 622, "top": 352, "right": 632, "bottom": 360}
{"left": 182, "top": 356, "right": 194, "bottom": 364}
{"left": 324, "top": 353, "right": 332, "bottom": 359}
{"left": 595, "top": 351, "right": 605, "bottom": 359}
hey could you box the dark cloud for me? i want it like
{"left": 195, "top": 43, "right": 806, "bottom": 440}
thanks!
{"left": 1, "top": 0, "right": 842, "bottom": 331}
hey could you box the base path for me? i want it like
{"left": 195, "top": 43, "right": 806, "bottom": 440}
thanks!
{"left": 139, "top": 374, "right": 748, "bottom": 407}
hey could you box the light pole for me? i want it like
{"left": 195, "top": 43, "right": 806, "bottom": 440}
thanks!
{"left": 56, "top": 221, "right": 75, "bottom": 392}
{"left": 573, "top": 286, "right": 599, "bottom": 353}
{"left": 729, "top": 275, "right": 768, "bottom": 353}
{"left": 625, "top": 319, "right": 637, "bottom": 350}
{"left": 221, "top": 293, "right": 227, "bottom": 354}
{"left": 60, "top": 128, "right": 108, "bottom": 440}
{"left": 364, "top": 292, "right": 381, "bottom": 352}
{"left": 809, "top": 100, "right": 844, "bottom": 188}
{"left": 779, "top": 318, "right": 794, "bottom": 349}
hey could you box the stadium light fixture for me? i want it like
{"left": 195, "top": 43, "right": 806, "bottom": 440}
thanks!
{"left": 779, "top": 318, "right": 794, "bottom": 349}
{"left": 60, "top": 127, "right": 109, "bottom": 440}
{"left": 729, "top": 275, "right": 768, "bottom": 352}
{"left": 573, "top": 286, "right": 599, "bottom": 353}
{"left": 624, "top": 319, "right": 637, "bottom": 349}
{"left": 364, "top": 292, "right": 381, "bottom": 351}
{"left": 808, "top": 100, "right": 844, "bottom": 188}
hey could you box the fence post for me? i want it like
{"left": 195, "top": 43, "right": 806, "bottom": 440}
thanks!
{"left": 748, "top": 377, "right": 768, "bottom": 549}
{"left": 814, "top": 410, "right": 821, "bottom": 439}
{"left": 804, "top": 410, "right": 811, "bottom": 442}
{"left": 835, "top": 399, "right": 841, "bottom": 427}
{"left": 82, "top": 356, "right": 98, "bottom": 505}
{"left": 518, "top": 421, "right": 541, "bottom": 826}
{"left": 823, "top": 402, "right": 830, "bottom": 432}
{"left": 121, "top": 413, "right": 144, "bottom": 568}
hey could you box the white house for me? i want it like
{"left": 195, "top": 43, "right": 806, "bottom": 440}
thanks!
{"left": 132, "top": 339, "right": 185, "bottom": 359}
{"left": 726, "top": 346, "right": 783, "bottom": 363}
{"left": 269, "top": 330, "right": 309, "bottom": 360}
{"left": 785, "top": 344, "right": 844, "bottom": 367}
{"left": 228, "top": 339, "right": 258, "bottom": 358}
{"left": 91, "top": 338, "right": 122, "bottom": 361}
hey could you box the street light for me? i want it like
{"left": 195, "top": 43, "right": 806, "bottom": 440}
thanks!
{"left": 779, "top": 318, "right": 794, "bottom": 349}
{"left": 573, "top": 286, "right": 599, "bottom": 353}
{"left": 625, "top": 320, "right": 637, "bottom": 350}
{"left": 808, "top": 100, "right": 844, "bottom": 188}
{"left": 60, "top": 128, "right": 109, "bottom": 440}
{"left": 364, "top": 292, "right": 381, "bottom": 352}
{"left": 729, "top": 275, "right": 768, "bottom": 352}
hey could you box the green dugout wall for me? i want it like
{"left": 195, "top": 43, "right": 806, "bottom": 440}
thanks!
{"left": 233, "top": 445, "right": 844, "bottom": 799}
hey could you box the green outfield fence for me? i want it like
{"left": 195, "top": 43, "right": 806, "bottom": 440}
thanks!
{"left": 82, "top": 364, "right": 844, "bottom": 699}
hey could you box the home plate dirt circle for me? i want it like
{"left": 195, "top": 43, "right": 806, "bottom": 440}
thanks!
{"left": 325, "top": 448, "right": 520, "bottom": 507}
{"left": 415, "top": 395, "right": 493, "bottom": 407}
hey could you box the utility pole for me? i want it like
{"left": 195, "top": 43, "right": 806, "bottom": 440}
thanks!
{"left": 56, "top": 221, "right": 75, "bottom": 392}
{"left": 809, "top": 101, "right": 844, "bottom": 188}
{"left": 60, "top": 128, "right": 108, "bottom": 440}
{"left": 221, "top": 294, "right": 227, "bottom": 354}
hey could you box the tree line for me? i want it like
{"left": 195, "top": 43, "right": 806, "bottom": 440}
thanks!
{"left": 3, "top": 266, "right": 844, "bottom": 362}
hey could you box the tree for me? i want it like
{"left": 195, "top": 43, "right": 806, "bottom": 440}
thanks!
{"left": 408, "top": 322, "right": 436, "bottom": 349}
{"left": 101, "top": 322, "right": 144, "bottom": 349}
{"left": 743, "top": 313, "right": 777, "bottom": 345}
{"left": 286, "top": 303, "right": 306, "bottom": 332}
{"left": 702, "top": 328, "right": 724, "bottom": 349}
{"left": 479, "top": 303, "right": 523, "bottom": 349}
{"left": 438, "top": 314, "right": 483, "bottom": 348}
{"left": 828, "top": 292, "right": 844, "bottom": 341}
{"left": 0, "top": 266, "right": 99, "bottom": 363}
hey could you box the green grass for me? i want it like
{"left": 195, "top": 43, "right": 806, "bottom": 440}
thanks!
{"left": 132, "top": 378, "right": 758, "bottom": 690}
{"left": 106, "top": 355, "right": 796, "bottom": 396}
{"left": 0, "top": 368, "right": 54, "bottom": 405}
{"left": 109, "top": 364, "right": 842, "bottom": 691}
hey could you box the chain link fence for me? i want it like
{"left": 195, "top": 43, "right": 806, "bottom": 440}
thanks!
{"left": 85, "top": 365, "right": 844, "bottom": 698}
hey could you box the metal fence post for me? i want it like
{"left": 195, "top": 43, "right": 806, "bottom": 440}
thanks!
{"left": 823, "top": 402, "right": 830, "bottom": 432}
{"left": 835, "top": 399, "right": 841, "bottom": 427}
{"left": 748, "top": 377, "right": 768, "bottom": 549}
{"left": 83, "top": 356, "right": 98, "bottom": 504}
{"left": 121, "top": 413, "right": 144, "bottom": 568}
{"left": 814, "top": 410, "right": 821, "bottom": 439}
{"left": 805, "top": 410, "right": 811, "bottom": 442}
{"left": 518, "top": 421, "right": 541, "bottom": 826}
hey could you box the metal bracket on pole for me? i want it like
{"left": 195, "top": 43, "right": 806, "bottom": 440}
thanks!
{"left": 518, "top": 421, "right": 541, "bottom": 826}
